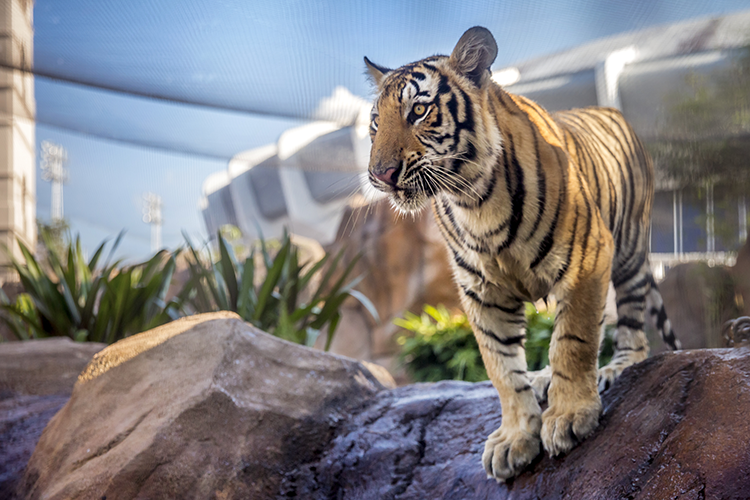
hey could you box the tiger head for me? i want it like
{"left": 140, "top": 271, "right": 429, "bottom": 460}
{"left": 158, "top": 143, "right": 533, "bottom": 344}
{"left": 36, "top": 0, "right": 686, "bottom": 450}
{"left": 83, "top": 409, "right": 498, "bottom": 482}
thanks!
{"left": 365, "top": 27, "right": 500, "bottom": 213}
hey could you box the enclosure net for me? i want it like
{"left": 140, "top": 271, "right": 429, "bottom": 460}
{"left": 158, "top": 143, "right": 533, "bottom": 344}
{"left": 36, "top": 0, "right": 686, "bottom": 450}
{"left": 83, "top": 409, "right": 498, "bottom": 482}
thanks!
{"left": 3, "top": 0, "right": 747, "bottom": 256}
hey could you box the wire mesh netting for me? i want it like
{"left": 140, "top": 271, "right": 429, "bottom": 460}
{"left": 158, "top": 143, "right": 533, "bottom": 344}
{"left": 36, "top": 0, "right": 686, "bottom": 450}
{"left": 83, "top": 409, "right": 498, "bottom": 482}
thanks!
{"left": 3, "top": 0, "right": 749, "bottom": 257}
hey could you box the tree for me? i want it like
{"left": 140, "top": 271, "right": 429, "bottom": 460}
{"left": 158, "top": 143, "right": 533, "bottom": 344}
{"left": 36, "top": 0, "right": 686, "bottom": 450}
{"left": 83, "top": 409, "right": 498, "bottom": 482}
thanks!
{"left": 649, "top": 44, "right": 750, "bottom": 185}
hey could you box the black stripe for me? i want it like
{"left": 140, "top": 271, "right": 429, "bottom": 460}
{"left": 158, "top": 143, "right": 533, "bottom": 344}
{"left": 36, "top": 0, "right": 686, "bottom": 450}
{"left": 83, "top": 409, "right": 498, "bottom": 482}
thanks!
{"left": 461, "top": 285, "right": 522, "bottom": 315}
{"left": 450, "top": 249, "right": 484, "bottom": 279}
{"left": 555, "top": 208, "right": 579, "bottom": 283}
{"left": 622, "top": 275, "right": 650, "bottom": 294}
{"left": 616, "top": 294, "right": 646, "bottom": 308}
{"left": 477, "top": 326, "right": 526, "bottom": 346}
{"left": 560, "top": 114, "right": 619, "bottom": 233}
{"left": 457, "top": 87, "right": 475, "bottom": 134}
{"left": 614, "top": 345, "right": 646, "bottom": 353}
{"left": 612, "top": 250, "right": 647, "bottom": 288}
{"left": 489, "top": 346, "right": 517, "bottom": 357}
{"left": 526, "top": 129, "right": 547, "bottom": 241}
{"left": 436, "top": 72, "right": 451, "bottom": 95}
{"left": 515, "top": 384, "right": 532, "bottom": 393}
{"left": 497, "top": 133, "right": 525, "bottom": 252}
{"left": 653, "top": 305, "right": 668, "bottom": 330}
{"left": 529, "top": 196, "right": 559, "bottom": 269}
{"left": 558, "top": 334, "right": 588, "bottom": 344}
{"left": 492, "top": 87, "right": 522, "bottom": 116}
{"left": 617, "top": 317, "right": 644, "bottom": 331}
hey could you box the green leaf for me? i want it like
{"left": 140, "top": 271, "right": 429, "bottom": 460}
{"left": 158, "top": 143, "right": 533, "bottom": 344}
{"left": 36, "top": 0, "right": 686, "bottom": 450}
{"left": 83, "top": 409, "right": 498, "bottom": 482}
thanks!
{"left": 324, "top": 312, "right": 341, "bottom": 351}
{"left": 347, "top": 289, "right": 380, "bottom": 323}
{"left": 252, "top": 239, "right": 290, "bottom": 322}
{"left": 217, "top": 232, "right": 239, "bottom": 310}
{"left": 237, "top": 249, "right": 256, "bottom": 319}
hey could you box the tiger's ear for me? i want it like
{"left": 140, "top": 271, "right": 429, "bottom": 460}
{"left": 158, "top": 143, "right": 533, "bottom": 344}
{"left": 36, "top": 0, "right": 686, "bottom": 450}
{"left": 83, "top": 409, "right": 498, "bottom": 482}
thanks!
{"left": 449, "top": 27, "right": 498, "bottom": 86}
{"left": 364, "top": 56, "right": 391, "bottom": 87}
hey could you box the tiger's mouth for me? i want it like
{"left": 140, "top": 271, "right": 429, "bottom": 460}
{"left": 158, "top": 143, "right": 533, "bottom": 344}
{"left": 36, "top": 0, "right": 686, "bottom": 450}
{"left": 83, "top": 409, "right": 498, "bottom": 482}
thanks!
{"left": 370, "top": 178, "right": 429, "bottom": 213}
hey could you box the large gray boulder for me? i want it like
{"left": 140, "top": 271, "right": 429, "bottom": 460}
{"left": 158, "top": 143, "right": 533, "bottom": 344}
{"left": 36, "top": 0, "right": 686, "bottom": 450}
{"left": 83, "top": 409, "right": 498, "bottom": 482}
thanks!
{"left": 20, "top": 312, "right": 392, "bottom": 499}
{"left": 17, "top": 312, "right": 750, "bottom": 499}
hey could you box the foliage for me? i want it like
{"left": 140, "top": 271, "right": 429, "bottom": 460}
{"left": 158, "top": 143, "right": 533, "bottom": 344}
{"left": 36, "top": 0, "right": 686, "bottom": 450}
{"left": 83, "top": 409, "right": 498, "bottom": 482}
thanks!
{"left": 36, "top": 218, "right": 70, "bottom": 257}
{"left": 180, "top": 230, "right": 377, "bottom": 350}
{"left": 0, "top": 229, "right": 180, "bottom": 343}
{"left": 395, "top": 305, "right": 486, "bottom": 382}
{"left": 396, "top": 303, "right": 616, "bottom": 383}
{"left": 649, "top": 44, "right": 750, "bottom": 186}
{"left": 524, "top": 303, "right": 555, "bottom": 371}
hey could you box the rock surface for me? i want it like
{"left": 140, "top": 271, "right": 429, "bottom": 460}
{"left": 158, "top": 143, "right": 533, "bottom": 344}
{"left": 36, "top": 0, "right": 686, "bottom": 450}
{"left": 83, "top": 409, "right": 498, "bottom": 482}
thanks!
{"left": 0, "top": 338, "right": 105, "bottom": 498}
{"left": 21, "top": 312, "right": 389, "bottom": 500}
{"left": 17, "top": 313, "right": 750, "bottom": 499}
{"left": 0, "top": 338, "right": 106, "bottom": 396}
{"left": 658, "top": 262, "right": 741, "bottom": 352}
{"left": 324, "top": 200, "right": 460, "bottom": 376}
{"left": 289, "top": 348, "right": 750, "bottom": 499}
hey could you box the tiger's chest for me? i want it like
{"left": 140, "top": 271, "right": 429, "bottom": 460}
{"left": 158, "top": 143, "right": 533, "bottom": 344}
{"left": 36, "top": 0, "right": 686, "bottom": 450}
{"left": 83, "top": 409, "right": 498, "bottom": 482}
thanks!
{"left": 433, "top": 198, "right": 557, "bottom": 302}
{"left": 465, "top": 247, "right": 553, "bottom": 303}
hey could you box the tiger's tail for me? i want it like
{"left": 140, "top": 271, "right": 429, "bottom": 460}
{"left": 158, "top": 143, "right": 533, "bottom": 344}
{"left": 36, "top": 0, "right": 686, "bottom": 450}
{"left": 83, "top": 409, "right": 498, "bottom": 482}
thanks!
{"left": 646, "top": 275, "right": 681, "bottom": 350}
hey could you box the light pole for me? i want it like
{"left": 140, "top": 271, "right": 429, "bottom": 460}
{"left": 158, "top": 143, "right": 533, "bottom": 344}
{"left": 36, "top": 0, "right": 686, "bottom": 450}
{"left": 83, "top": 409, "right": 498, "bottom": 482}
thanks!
{"left": 40, "top": 141, "right": 68, "bottom": 221}
{"left": 142, "top": 192, "right": 163, "bottom": 252}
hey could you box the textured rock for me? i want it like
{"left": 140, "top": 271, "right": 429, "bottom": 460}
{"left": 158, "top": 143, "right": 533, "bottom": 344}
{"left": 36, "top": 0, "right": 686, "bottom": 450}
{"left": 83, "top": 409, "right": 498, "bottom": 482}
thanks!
{"left": 0, "top": 393, "right": 69, "bottom": 498}
{"left": 324, "top": 200, "right": 460, "bottom": 375}
{"left": 658, "top": 262, "right": 741, "bottom": 352}
{"left": 21, "top": 312, "right": 389, "bottom": 500}
{"left": 288, "top": 348, "right": 750, "bottom": 499}
{"left": 0, "top": 337, "right": 104, "bottom": 498}
{"left": 0, "top": 338, "right": 106, "bottom": 396}
{"left": 18, "top": 313, "right": 750, "bottom": 499}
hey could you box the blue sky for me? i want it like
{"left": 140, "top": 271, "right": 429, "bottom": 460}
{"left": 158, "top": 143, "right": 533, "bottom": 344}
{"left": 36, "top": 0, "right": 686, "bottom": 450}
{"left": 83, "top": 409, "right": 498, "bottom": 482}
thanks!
{"left": 32, "top": 0, "right": 750, "bottom": 260}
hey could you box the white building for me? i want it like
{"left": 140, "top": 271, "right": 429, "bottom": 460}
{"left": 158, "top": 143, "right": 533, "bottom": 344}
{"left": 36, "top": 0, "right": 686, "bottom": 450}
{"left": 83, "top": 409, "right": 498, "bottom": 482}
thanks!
{"left": 202, "top": 10, "right": 750, "bottom": 270}
{"left": 0, "top": 0, "right": 36, "bottom": 280}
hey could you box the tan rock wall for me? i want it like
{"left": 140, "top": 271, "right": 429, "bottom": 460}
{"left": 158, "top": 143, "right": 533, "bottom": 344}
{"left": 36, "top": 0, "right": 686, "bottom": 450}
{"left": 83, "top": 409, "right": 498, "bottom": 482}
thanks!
{"left": 321, "top": 201, "right": 460, "bottom": 375}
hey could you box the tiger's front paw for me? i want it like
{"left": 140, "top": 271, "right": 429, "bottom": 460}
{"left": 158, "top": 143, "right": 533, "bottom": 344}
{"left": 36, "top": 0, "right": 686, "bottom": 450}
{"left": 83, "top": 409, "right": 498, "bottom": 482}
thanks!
{"left": 541, "top": 398, "right": 601, "bottom": 457}
{"left": 597, "top": 363, "right": 623, "bottom": 393}
{"left": 529, "top": 366, "right": 552, "bottom": 403}
{"left": 482, "top": 424, "right": 541, "bottom": 481}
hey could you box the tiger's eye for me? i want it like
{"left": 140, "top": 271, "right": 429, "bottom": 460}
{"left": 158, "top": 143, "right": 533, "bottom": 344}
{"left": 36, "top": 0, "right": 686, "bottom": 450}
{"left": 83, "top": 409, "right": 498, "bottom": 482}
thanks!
{"left": 413, "top": 104, "right": 426, "bottom": 116}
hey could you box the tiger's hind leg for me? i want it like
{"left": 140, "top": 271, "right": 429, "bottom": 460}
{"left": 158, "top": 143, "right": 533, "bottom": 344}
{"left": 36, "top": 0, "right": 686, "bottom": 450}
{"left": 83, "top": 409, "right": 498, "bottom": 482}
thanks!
{"left": 598, "top": 259, "right": 653, "bottom": 392}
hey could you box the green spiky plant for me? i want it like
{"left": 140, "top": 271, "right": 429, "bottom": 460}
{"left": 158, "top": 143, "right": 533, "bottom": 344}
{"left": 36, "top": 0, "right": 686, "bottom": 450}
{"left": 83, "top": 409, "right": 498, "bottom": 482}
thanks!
{"left": 0, "top": 229, "right": 180, "bottom": 343}
{"left": 180, "top": 230, "right": 377, "bottom": 350}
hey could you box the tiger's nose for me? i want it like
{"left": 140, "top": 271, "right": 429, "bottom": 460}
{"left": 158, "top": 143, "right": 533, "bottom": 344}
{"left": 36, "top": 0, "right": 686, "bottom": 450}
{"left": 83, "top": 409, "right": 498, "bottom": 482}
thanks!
{"left": 373, "top": 167, "right": 400, "bottom": 186}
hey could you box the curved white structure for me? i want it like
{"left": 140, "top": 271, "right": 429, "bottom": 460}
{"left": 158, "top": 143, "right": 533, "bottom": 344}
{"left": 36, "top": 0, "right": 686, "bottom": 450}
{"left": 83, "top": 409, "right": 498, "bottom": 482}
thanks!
{"left": 203, "top": 10, "right": 750, "bottom": 253}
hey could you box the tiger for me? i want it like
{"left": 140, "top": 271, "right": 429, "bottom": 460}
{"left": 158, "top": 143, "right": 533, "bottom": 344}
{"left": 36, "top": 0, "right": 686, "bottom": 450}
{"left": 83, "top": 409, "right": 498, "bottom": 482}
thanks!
{"left": 364, "top": 26, "right": 680, "bottom": 481}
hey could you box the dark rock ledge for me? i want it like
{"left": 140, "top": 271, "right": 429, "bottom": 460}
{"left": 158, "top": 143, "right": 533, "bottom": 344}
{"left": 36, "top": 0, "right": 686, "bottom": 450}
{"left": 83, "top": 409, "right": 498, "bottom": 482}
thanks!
{"left": 2, "top": 312, "right": 748, "bottom": 499}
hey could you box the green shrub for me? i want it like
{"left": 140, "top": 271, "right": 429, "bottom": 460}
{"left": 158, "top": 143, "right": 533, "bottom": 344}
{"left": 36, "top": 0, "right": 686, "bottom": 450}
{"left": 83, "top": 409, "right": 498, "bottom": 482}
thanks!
{"left": 396, "top": 303, "right": 616, "bottom": 383}
{"left": 0, "top": 230, "right": 180, "bottom": 343}
{"left": 180, "top": 230, "right": 377, "bottom": 349}
{"left": 395, "top": 305, "right": 486, "bottom": 382}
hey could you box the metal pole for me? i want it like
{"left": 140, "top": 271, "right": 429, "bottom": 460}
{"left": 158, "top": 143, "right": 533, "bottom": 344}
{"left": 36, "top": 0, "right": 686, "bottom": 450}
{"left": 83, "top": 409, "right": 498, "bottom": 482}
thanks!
{"left": 142, "top": 192, "right": 163, "bottom": 252}
{"left": 40, "top": 141, "right": 68, "bottom": 221}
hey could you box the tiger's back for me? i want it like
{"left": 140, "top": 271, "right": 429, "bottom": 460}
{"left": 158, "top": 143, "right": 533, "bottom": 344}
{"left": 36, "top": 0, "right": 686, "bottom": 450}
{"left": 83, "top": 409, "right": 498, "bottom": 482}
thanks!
{"left": 365, "top": 26, "right": 679, "bottom": 482}
{"left": 552, "top": 105, "right": 678, "bottom": 350}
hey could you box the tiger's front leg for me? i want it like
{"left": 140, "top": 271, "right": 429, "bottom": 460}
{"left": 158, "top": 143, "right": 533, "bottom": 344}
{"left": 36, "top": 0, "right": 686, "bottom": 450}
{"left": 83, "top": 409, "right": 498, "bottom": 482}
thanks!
{"left": 541, "top": 250, "right": 612, "bottom": 457}
{"left": 460, "top": 283, "right": 542, "bottom": 481}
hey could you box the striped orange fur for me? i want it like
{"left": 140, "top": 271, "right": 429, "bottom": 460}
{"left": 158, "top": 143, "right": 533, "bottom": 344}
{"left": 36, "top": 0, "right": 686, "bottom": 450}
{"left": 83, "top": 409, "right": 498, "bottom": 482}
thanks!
{"left": 365, "top": 27, "right": 679, "bottom": 481}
